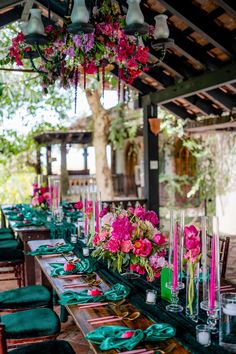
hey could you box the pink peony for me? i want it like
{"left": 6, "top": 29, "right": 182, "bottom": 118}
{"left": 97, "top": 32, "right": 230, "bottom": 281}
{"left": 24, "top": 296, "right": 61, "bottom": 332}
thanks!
{"left": 31, "top": 196, "right": 39, "bottom": 206}
{"left": 111, "top": 216, "right": 133, "bottom": 241}
{"left": 98, "top": 230, "right": 109, "bottom": 242}
{"left": 143, "top": 211, "right": 159, "bottom": 226}
{"left": 127, "top": 206, "right": 135, "bottom": 214}
{"left": 120, "top": 240, "right": 133, "bottom": 253}
{"left": 134, "top": 205, "right": 146, "bottom": 218}
{"left": 101, "top": 212, "right": 114, "bottom": 227}
{"left": 106, "top": 237, "right": 120, "bottom": 253}
{"left": 121, "top": 331, "right": 134, "bottom": 339}
{"left": 133, "top": 238, "right": 152, "bottom": 257}
{"left": 74, "top": 201, "right": 83, "bottom": 210}
{"left": 93, "top": 233, "right": 99, "bottom": 246}
{"left": 153, "top": 233, "right": 166, "bottom": 246}
{"left": 99, "top": 207, "right": 108, "bottom": 218}
{"left": 87, "top": 288, "right": 103, "bottom": 296}
{"left": 63, "top": 263, "right": 76, "bottom": 272}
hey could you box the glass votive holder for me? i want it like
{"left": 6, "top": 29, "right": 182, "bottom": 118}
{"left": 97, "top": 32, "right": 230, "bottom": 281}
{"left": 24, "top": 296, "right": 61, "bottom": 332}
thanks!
{"left": 71, "top": 234, "right": 77, "bottom": 244}
{"left": 82, "top": 247, "right": 89, "bottom": 257}
{"left": 46, "top": 216, "right": 52, "bottom": 222}
{"left": 146, "top": 289, "right": 157, "bottom": 305}
{"left": 66, "top": 216, "right": 71, "bottom": 223}
{"left": 196, "top": 325, "right": 211, "bottom": 347}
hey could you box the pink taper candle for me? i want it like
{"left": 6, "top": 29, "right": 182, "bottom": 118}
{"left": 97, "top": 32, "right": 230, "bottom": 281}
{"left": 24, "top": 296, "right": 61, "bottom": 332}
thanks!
{"left": 209, "top": 235, "right": 216, "bottom": 311}
{"left": 84, "top": 199, "right": 88, "bottom": 235}
{"left": 172, "top": 223, "right": 178, "bottom": 290}
{"left": 95, "top": 200, "right": 99, "bottom": 233}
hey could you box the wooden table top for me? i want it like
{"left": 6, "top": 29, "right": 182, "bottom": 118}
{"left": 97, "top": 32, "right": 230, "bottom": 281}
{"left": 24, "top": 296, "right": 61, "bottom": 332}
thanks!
{"left": 28, "top": 239, "right": 189, "bottom": 354}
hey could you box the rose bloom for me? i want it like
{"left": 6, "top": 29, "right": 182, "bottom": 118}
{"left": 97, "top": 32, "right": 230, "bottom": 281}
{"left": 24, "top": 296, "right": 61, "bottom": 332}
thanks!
{"left": 74, "top": 201, "right": 83, "bottom": 210}
{"left": 153, "top": 233, "right": 166, "bottom": 246}
{"left": 134, "top": 205, "right": 146, "bottom": 218}
{"left": 63, "top": 263, "right": 75, "bottom": 272}
{"left": 130, "top": 264, "right": 145, "bottom": 275}
{"left": 133, "top": 238, "right": 152, "bottom": 257}
{"left": 120, "top": 240, "right": 133, "bottom": 253}
{"left": 105, "top": 237, "right": 120, "bottom": 253}
{"left": 121, "top": 331, "right": 134, "bottom": 339}
{"left": 101, "top": 212, "right": 115, "bottom": 227}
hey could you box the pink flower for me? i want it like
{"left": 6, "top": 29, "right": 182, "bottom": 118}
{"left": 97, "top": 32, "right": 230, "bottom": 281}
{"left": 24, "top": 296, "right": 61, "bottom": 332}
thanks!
{"left": 99, "top": 207, "right": 108, "bottom": 218}
{"left": 120, "top": 240, "right": 133, "bottom": 253}
{"left": 144, "top": 211, "right": 159, "bottom": 226}
{"left": 184, "top": 246, "right": 201, "bottom": 263}
{"left": 31, "top": 196, "right": 39, "bottom": 206}
{"left": 101, "top": 212, "right": 114, "bottom": 227}
{"left": 149, "top": 254, "right": 167, "bottom": 269}
{"left": 111, "top": 216, "right": 133, "bottom": 241}
{"left": 184, "top": 225, "right": 199, "bottom": 239}
{"left": 121, "top": 331, "right": 134, "bottom": 339}
{"left": 98, "top": 230, "right": 108, "bottom": 241}
{"left": 23, "top": 220, "right": 30, "bottom": 224}
{"left": 106, "top": 237, "right": 120, "bottom": 253}
{"left": 74, "top": 201, "right": 83, "bottom": 210}
{"left": 133, "top": 238, "right": 152, "bottom": 257}
{"left": 63, "top": 263, "right": 76, "bottom": 272}
{"left": 93, "top": 233, "right": 100, "bottom": 246}
{"left": 153, "top": 233, "right": 166, "bottom": 246}
{"left": 17, "top": 213, "right": 23, "bottom": 217}
{"left": 127, "top": 206, "right": 135, "bottom": 214}
{"left": 130, "top": 264, "right": 145, "bottom": 275}
{"left": 87, "top": 288, "right": 103, "bottom": 296}
{"left": 134, "top": 205, "right": 146, "bottom": 217}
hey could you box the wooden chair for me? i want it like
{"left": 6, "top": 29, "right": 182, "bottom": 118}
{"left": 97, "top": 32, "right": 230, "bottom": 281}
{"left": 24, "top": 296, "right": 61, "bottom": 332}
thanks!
{"left": 0, "top": 328, "right": 75, "bottom": 354}
{"left": 0, "top": 308, "right": 60, "bottom": 351}
{"left": 0, "top": 239, "right": 25, "bottom": 287}
{"left": 207, "top": 234, "right": 230, "bottom": 279}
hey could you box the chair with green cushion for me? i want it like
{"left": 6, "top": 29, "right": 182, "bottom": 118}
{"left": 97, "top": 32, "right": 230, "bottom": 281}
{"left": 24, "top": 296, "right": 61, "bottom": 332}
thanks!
{"left": 0, "top": 239, "right": 24, "bottom": 287}
{"left": 0, "top": 307, "right": 61, "bottom": 348}
{"left": 0, "top": 228, "right": 14, "bottom": 241}
{"left": 0, "top": 228, "right": 13, "bottom": 234}
{"left": 0, "top": 285, "right": 52, "bottom": 312}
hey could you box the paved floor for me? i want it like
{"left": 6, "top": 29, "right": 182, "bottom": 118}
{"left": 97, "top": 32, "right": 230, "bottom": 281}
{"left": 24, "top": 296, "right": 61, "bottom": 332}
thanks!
{"left": 0, "top": 276, "right": 92, "bottom": 354}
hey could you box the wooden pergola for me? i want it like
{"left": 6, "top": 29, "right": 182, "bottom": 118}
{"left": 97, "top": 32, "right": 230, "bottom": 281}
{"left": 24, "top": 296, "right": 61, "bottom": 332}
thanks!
{"left": 0, "top": 0, "right": 236, "bottom": 212}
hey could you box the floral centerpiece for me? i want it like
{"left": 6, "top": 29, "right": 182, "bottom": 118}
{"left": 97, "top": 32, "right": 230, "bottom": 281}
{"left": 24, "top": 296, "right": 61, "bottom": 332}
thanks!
{"left": 92, "top": 205, "right": 167, "bottom": 282}
{"left": 4, "top": 0, "right": 152, "bottom": 94}
{"left": 31, "top": 183, "right": 50, "bottom": 210}
{"left": 183, "top": 224, "right": 201, "bottom": 321}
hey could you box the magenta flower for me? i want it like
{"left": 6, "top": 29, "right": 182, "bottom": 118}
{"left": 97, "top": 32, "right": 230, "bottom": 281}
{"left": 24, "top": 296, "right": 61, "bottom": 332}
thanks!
{"left": 149, "top": 254, "right": 167, "bottom": 269}
{"left": 121, "top": 331, "right": 134, "bottom": 339}
{"left": 134, "top": 205, "right": 146, "bottom": 218}
{"left": 133, "top": 238, "right": 152, "bottom": 257}
{"left": 105, "top": 237, "right": 120, "bottom": 253}
{"left": 74, "top": 201, "right": 83, "bottom": 210}
{"left": 144, "top": 211, "right": 159, "bottom": 226}
{"left": 99, "top": 207, "right": 108, "bottom": 218}
{"left": 111, "top": 216, "right": 133, "bottom": 241}
{"left": 153, "top": 233, "right": 166, "bottom": 246}
{"left": 184, "top": 225, "right": 200, "bottom": 250}
{"left": 130, "top": 264, "right": 145, "bottom": 275}
{"left": 120, "top": 240, "right": 133, "bottom": 253}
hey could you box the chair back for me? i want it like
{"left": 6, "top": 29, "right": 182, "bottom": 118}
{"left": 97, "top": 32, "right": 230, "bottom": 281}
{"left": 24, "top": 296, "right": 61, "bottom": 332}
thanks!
{"left": 206, "top": 234, "right": 230, "bottom": 278}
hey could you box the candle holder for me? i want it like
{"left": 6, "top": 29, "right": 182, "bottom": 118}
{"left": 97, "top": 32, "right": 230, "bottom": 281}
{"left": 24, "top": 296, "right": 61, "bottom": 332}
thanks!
{"left": 196, "top": 324, "right": 211, "bottom": 347}
{"left": 82, "top": 246, "right": 89, "bottom": 257}
{"left": 200, "top": 216, "right": 220, "bottom": 333}
{"left": 166, "top": 282, "right": 185, "bottom": 312}
{"left": 166, "top": 209, "right": 185, "bottom": 313}
{"left": 146, "top": 289, "right": 157, "bottom": 305}
{"left": 71, "top": 234, "right": 78, "bottom": 244}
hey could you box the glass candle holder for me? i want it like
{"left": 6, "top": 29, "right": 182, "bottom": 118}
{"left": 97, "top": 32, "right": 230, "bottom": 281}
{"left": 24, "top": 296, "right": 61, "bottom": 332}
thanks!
{"left": 219, "top": 292, "right": 236, "bottom": 352}
{"left": 196, "top": 325, "right": 211, "bottom": 347}
{"left": 71, "top": 234, "right": 77, "bottom": 244}
{"left": 146, "top": 290, "right": 157, "bottom": 304}
{"left": 66, "top": 216, "right": 71, "bottom": 223}
{"left": 82, "top": 247, "right": 89, "bottom": 257}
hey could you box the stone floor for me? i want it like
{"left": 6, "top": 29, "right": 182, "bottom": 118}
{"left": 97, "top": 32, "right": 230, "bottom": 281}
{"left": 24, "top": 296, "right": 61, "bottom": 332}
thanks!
{"left": 0, "top": 276, "right": 93, "bottom": 354}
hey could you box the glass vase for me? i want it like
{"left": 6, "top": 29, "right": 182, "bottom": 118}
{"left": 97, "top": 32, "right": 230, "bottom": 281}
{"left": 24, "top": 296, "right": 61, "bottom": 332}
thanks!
{"left": 186, "top": 262, "right": 199, "bottom": 322}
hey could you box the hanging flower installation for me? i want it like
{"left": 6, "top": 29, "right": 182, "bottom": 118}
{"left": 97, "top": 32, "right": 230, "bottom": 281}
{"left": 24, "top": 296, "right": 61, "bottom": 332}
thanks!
{"left": 4, "top": 0, "right": 153, "bottom": 95}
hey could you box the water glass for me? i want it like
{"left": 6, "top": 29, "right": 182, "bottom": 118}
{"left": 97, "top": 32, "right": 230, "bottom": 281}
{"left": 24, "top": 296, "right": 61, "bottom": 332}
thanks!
{"left": 220, "top": 292, "right": 236, "bottom": 352}
{"left": 196, "top": 324, "right": 211, "bottom": 347}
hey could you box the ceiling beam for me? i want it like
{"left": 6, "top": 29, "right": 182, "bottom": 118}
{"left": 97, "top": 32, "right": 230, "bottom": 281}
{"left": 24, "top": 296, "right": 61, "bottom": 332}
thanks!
{"left": 21, "top": 0, "right": 33, "bottom": 21}
{"left": 142, "top": 62, "right": 236, "bottom": 105}
{"left": 212, "top": 0, "right": 236, "bottom": 19}
{"left": 205, "top": 88, "right": 236, "bottom": 110}
{"left": 157, "top": 0, "right": 236, "bottom": 57}
{"left": 185, "top": 95, "right": 223, "bottom": 115}
{"left": 0, "top": 0, "right": 24, "bottom": 9}
{"left": 162, "top": 102, "right": 196, "bottom": 120}
{"left": 0, "top": 5, "right": 23, "bottom": 28}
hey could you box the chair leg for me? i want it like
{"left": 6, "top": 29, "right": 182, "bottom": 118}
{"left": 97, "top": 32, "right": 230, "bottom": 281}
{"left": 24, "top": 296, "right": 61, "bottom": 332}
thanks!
{"left": 0, "top": 324, "right": 7, "bottom": 354}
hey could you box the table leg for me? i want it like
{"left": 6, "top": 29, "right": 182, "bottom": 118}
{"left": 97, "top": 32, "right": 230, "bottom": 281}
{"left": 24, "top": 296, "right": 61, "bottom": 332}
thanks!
{"left": 1, "top": 209, "right": 6, "bottom": 228}
{"left": 41, "top": 270, "right": 54, "bottom": 309}
{"left": 24, "top": 241, "right": 36, "bottom": 286}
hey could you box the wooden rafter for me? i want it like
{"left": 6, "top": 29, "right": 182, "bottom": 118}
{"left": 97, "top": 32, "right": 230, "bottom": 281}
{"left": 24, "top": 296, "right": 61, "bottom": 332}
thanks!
{"left": 205, "top": 88, "right": 236, "bottom": 111}
{"left": 142, "top": 62, "right": 236, "bottom": 105}
{"left": 212, "top": 0, "right": 236, "bottom": 19}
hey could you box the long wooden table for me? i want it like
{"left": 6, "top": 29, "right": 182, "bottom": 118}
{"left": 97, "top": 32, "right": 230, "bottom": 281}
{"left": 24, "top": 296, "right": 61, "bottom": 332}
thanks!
{"left": 1, "top": 205, "right": 50, "bottom": 285}
{"left": 28, "top": 239, "right": 189, "bottom": 354}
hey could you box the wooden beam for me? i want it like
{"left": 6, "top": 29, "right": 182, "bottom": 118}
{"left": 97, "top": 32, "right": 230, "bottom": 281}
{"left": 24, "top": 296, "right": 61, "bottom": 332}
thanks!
{"left": 213, "top": 0, "right": 236, "bottom": 19}
{"left": 157, "top": 0, "right": 236, "bottom": 56}
{"left": 185, "top": 118, "right": 236, "bottom": 133}
{"left": 21, "top": 0, "right": 33, "bottom": 21}
{"left": 162, "top": 102, "right": 197, "bottom": 119}
{"left": 0, "top": 0, "right": 23, "bottom": 9}
{"left": 205, "top": 88, "right": 236, "bottom": 111}
{"left": 143, "top": 62, "right": 236, "bottom": 105}
{"left": 0, "top": 6, "right": 23, "bottom": 27}
{"left": 185, "top": 95, "right": 222, "bottom": 115}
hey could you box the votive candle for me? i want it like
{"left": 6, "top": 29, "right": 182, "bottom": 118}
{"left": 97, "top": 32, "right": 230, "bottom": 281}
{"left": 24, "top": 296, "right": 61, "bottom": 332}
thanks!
{"left": 82, "top": 247, "right": 89, "bottom": 257}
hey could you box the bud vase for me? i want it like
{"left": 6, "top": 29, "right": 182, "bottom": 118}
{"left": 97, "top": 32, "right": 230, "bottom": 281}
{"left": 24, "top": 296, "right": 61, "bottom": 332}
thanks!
{"left": 186, "top": 262, "right": 199, "bottom": 322}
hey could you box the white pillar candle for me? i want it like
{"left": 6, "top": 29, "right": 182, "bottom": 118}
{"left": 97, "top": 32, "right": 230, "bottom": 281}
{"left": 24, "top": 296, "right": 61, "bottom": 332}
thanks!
{"left": 223, "top": 303, "right": 236, "bottom": 316}
{"left": 198, "top": 331, "right": 210, "bottom": 346}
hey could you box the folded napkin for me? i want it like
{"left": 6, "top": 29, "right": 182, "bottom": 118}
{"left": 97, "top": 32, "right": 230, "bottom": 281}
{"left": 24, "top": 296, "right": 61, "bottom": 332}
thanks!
{"left": 86, "top": 323, "right": 176, "bottom": 351}
{"left": 4, "top": 211, "right": 19, "bottom": 216}
{"left": 50, "top": 258, "right": 95, "bottom": 277}
{"left": 14, "top": 220, "right": 44, "bottom": 228}
{"left": 28, "top": 243, "right": 74, "bottom": 256}
{"left": 60, "top": 283, "right": 130, "bottom": 306}
{"left": 8, "top": 215, "right": 24, "bottom": 221}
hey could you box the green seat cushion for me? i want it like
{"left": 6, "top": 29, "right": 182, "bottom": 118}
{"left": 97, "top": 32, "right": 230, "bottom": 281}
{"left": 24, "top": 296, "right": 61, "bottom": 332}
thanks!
{"left": 10, "top": 340, "right": 76, "bottom": 354}
{"left": 0, "top": 285, "right": 51, "bottom": 309}
{"left": 0, "top": 228, "right": 13, "bottom": 234}
{"left": 0, "top": 233, "right": 14, "bottom": 240}
{"left": 0, "top": 240, "right": 23, "bottom": 262}
{"left": 1, "top": 308, "right": 61, "bottom": 339}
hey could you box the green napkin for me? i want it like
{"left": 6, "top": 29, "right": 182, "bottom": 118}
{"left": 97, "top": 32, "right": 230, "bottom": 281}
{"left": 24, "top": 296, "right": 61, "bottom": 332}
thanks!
{"left": 86, "top": 326, "right": 144, "bottom": 351}
{"left": 59, "top": 283, "right": 130, "bottom": 306}
{"left": 50, "top": 259, "right": 95, "bottom": 276}
{"left": 86, "top": 323, "right": 176, "bottom": 351}
{"left": 4, "top": 211, "right": 19, "bottom": 216}
{"left": 14, "top": 220, "right": 44, "bottom": 228}
{"left": 8, "top": 215, "right": 24, "bottom": 221}
{"left": 28, "top": 243, "right": 74, "bottom": 256}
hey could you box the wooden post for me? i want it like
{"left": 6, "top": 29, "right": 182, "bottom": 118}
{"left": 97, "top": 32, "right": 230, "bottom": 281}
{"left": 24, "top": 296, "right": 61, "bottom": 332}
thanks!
{"left": 36, "top": 148, "right": 41, "bottom": 174}
{"left": 143, "top": 105, "right": 160, "bottom": 214}
{"left": 0, "top": 324, "right": 7, "bottom": 354}
{"left": 60, "top": 143, "right": 69, "bottom": 197}
{"left": 46, "top": 145, "right": 52, "bottom": 176}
